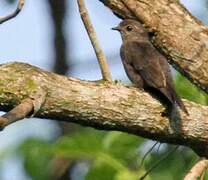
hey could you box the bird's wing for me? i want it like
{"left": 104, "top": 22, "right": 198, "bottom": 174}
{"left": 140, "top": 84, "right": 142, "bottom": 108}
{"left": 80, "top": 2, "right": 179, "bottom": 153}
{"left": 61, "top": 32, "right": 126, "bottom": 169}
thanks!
{"left": 127, "top": 41, "right": 167, "bottom": 89}
{"left": 123, "top": 41, "right": 188, "bottom": 114}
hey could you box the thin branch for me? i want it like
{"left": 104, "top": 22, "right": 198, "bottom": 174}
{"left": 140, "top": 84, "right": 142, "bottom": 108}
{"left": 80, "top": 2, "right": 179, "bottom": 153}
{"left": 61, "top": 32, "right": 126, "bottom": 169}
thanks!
{"left": 0, "top": 0, "right": 24, "bottom": 24}
{"left": 139, "top": 142, "right": 158, "bottom": 168}
{"left": 200, "top": 171, "right": 205, "bottom": 180}
{"left": 139, "top": 146, "right": 179, "bottom": 180}
{"left": 184, "top": 158, "right": 208, "bottom": 180}
{"left": 77, "top": 0, "right": 112, "bottom": 82}
{"left": 0, "top": 98, "right": 33, "bottom": 129}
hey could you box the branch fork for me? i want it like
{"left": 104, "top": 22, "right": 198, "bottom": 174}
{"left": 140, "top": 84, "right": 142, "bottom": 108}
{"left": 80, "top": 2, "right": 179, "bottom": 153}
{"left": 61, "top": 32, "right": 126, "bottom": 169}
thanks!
{"left": 0, "top": 90, "right": 46, "bottom": 130}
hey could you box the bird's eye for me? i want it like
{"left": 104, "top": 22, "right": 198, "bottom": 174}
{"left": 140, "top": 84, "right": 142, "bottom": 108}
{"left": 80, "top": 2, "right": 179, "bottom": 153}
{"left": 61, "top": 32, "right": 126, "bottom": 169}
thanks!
{"left": 126, "top": 25, "right": 133, "bottom": 31}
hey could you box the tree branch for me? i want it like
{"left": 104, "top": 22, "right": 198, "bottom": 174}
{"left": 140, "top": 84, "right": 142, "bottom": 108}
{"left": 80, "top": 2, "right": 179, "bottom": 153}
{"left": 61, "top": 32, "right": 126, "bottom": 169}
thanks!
{"left": 0, "top": 98, "right": 33, "bottom": 129}
{"left": 99, "top": 0, "right": 208, "bottom": 92}
{"left": 0, "top": 89, "right": 46, "bottom": 130}
{"left": 77, "top": 0, "right": 112, "bottom": 82}
{"left": 184, "top": 158, "right": 208, "bottom": 180}
{"left": 0, "top": 62, "right": 207, "bottom": 157}
{"left": 0, "top": 0, "right": 24, "bottom": 24}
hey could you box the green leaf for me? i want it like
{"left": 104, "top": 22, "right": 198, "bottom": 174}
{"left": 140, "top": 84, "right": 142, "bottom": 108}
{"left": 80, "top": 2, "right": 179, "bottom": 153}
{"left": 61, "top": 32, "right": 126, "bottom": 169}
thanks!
{"left": 52, "top": 130, "right": 105, "bottom": 159}
{"left": 103, "top": 132, "right": 143, "bottom": 166}
{"left": 143, "top": 146, "right": 198, "bottom": 180}
{"left": 115, "top": 170, "right": 139, "bottom": 180}
{"left": 19, "top": 138, "right": 52, "bottom": 180}
{"left": 86, "top": 160, "right": 117, "bottom": 180}
{"left": 53, "top": 130, "right": 128, "bottom": 172}
{"left": 175, "top": 73, "right": 208, "bottom": 105}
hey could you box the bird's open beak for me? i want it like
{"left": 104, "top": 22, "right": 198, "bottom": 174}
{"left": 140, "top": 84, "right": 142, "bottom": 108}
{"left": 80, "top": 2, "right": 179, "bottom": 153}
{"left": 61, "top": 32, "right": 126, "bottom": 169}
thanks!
{"left": 112, "top": 26, "right": 121, "bottom": 31}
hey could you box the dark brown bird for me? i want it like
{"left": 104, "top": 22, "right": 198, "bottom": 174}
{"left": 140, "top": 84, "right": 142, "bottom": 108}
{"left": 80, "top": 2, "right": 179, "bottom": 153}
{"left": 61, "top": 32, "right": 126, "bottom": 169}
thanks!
{"left": 112, "top": 19, "right": 188, "bottom": 114}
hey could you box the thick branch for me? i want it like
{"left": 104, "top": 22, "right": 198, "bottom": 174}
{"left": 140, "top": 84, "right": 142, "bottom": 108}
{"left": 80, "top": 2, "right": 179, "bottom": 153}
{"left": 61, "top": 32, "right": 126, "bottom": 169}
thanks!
{"left": 0, "top": 62, "right": 207, "bottom": 157}
{"left": 99, "top": 0, "right": 208, "bottom": 92}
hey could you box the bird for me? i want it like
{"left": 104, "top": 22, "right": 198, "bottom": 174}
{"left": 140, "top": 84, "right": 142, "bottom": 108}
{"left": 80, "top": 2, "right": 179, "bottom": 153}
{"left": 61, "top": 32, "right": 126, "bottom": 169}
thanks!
{"left": 112, "top": 19, "right": 188, "bottom": 115}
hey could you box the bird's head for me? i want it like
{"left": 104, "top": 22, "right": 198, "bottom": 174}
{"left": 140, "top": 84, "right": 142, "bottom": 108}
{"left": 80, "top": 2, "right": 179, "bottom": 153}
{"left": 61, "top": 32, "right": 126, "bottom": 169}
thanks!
{"left": 112, "top": 19, "right": 148, "bottom": 41}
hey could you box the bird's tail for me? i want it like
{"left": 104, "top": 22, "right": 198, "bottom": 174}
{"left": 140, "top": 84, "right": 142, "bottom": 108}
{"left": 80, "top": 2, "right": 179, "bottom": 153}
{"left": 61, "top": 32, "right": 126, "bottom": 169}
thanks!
{"left": 173, "top": 92, "right": 189, "bottom": 115}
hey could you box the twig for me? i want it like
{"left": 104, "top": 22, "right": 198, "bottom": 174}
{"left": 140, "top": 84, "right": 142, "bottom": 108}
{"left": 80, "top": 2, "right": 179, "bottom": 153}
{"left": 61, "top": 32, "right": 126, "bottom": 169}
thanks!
{"left": 139, "top": 146, "right": 179, "bottom": 180}
{"left": 77, "top": 0, "right": 112, "bottom": 82}
{"left": 0, "top": 98, "right": 33, "bottom": 130}
{"left": 156, "top": 143, "right": 162, "bottom": 153}
{"left": 139, "top": 142, "right": 158, "bottom": 168}
{"left": 184, "top": 158, "right": 208, "bottom": 180}
{"left": 0, "top": 0, "right": 24, "bottom": 24}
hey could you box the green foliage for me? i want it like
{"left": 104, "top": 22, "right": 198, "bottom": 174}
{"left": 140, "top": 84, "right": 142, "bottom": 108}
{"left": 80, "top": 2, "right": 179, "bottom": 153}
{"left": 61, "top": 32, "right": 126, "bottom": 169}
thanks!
{"left": 174, "top": 73, "right": 208, "bottom": 105}
{"left": 17, "top": 128, "right": 198, "bottom": 180}
{"left": 53, "top": 129, "right": 142, "bottom": 180}
{"left": 86, "top": 162, "right": 117, "bottom": 180}
{"left": 145, "top": 146, "right": 198, "bottom": 180}
{"left": 19, "top": 139, "right": 52, "bottom": 180}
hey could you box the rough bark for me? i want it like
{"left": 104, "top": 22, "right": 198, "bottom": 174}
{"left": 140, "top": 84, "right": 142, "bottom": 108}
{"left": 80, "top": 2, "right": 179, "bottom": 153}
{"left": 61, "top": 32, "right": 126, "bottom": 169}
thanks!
{"left": 99, "top": 0, "right": 208, "bottom": 92}
{"left": 0, "top": 62, "right": 207, "bottom": 157}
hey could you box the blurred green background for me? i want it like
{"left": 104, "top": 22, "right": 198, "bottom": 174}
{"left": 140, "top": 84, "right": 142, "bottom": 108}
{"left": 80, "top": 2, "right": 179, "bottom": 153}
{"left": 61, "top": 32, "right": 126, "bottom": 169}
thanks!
{"left": 0, "top": 0, "right": 207, "bottom": 180}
